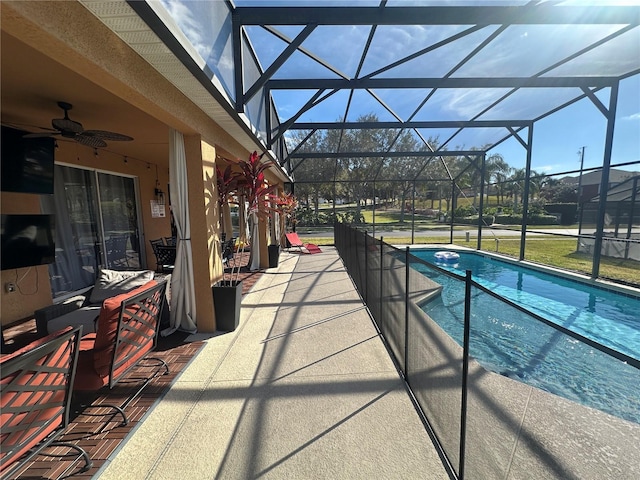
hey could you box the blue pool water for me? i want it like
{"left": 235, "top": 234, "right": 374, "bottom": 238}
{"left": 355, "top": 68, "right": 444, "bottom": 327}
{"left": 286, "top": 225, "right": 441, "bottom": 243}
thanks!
{"left": 410, "top": 249, "right": 640, "bottom": 424}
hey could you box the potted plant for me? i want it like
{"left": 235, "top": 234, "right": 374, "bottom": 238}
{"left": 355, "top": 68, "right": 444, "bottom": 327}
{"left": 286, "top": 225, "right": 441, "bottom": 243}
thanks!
{"left": 235, "top": 151, "right": 277, "bottom": 271}
{"left": 213, "top": 163, "right": 243, "bottom": 332}
{"left": 212, "top": 151, "right": 279, "bottom": 331}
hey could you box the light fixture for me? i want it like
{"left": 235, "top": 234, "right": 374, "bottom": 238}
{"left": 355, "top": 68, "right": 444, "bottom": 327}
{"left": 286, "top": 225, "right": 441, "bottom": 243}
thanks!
{"left": 124, "top": 156, "right": 128, "bottom": 164}
{"left": 155, "top": 181, "right": 165, "bottom": 205}
{"left": 93, "top": 148, "right": 99, "bottom": 157}
{"left": 154, "top": 163, "right": 165, "bottom": 205}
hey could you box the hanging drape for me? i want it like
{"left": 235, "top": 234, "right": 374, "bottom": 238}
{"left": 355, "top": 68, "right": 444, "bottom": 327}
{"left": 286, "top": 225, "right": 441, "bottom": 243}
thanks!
{"left": 248, "top": 211, "right": 260, "bottom": 271}
{"left": 222, "top": 202, "right": 233, "bottom": 239}
{"left": 162, "top": 129, "right": 197, "bottom": 336}
{"left": 238, "top": 194, "right": 249, "bottom": 246}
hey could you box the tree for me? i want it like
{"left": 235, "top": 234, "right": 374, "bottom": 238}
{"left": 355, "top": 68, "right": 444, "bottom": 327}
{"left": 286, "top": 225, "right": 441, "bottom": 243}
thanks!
{"left": 485, "top": 153, "right": 511, "bottom": 205}
{"left": 540, "top": 180, "right": 578, "bottom": 203}
{"left": 288, "top": 129, "right": 335, "bottom": 217}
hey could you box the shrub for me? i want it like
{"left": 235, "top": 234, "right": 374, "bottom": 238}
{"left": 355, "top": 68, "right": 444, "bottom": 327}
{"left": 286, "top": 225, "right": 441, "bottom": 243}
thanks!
{"left": 544, "top": 203, "right": 577, "bottom": 225}
{"left": 456, "top": 215, "right": 495, "bottom": 225}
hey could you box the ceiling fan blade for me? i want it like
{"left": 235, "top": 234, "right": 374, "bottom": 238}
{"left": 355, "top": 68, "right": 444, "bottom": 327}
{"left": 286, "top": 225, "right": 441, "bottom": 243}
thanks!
{"left": 23, "top": 132, "right": 59, "bottom": 138}
{"left": 74, "top": 134, "right": 107, "bottom": 148}
{"left": 83, "top": 130, "right": 133, "bottom": 142}
{"left": 52, "top": 117, "right": 84, "bottom": 133}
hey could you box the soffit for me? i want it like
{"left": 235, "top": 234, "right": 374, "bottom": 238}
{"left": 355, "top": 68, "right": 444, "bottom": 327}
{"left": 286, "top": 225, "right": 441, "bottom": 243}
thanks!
{"left": 78, "top": 0, "right": 284, "bottom": 174}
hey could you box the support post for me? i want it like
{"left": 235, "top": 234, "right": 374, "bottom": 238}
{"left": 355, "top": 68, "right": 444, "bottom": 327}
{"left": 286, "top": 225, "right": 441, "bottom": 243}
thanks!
{"left": 519, "top": 126, "right": 534, "bottom": 260}
{"left": 592, "top": 82, "right": 619, "bottom": 278}
{"left": 459, "top": 270, "right": 472, "bottom": 480}
{"left": 404, "top": 246, "right": 410, "bottom": 378}
{"left": 411, "top": 181, "right": 416, "bottom": 245}
{"left": 477, "top": 153, "right": 486, "bottom": 250}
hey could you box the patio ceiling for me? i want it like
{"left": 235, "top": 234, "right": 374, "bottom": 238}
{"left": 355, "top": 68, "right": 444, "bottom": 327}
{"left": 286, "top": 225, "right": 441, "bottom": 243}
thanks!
{"left": 228, "top": 1, "right": 640, "bottom": 172}
{"left": 0, "top": 30, "right": 170, "bottom": 167}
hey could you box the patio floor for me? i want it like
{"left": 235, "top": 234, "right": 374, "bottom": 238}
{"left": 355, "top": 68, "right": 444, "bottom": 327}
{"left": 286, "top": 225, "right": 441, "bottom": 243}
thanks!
{"left": 4, "top": 246, "right": 449, "bottom": 479}
{"left": 96, "top": 246, "right": 449, "bottom": 479}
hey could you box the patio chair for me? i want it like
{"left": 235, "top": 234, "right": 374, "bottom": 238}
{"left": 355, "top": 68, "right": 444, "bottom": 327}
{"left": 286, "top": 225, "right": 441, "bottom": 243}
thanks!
{"left": 73, "top": 280, "right": 169, "bottom": 429}
{"left": 285, "top": 232, "right": 322, "bottom": 254}
{"left": 149, "top": 238, "right": 165, "bottom": 248}
{"left": 1, "top": 325, "right": 92, "bottom": 479}
{"left": 222, "top": 236, "right": 237, "bottom": 264}
{"left": 150, "top": 238, "right": 175, "bottom": 273}
{"left": 105, "top": 234, "right": 130, "bottom": 268}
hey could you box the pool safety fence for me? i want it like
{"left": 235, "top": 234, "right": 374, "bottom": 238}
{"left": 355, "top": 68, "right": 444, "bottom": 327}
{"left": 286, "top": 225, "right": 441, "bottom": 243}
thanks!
{"left": 334, "top": 221, "right": 640, "bottom": 480}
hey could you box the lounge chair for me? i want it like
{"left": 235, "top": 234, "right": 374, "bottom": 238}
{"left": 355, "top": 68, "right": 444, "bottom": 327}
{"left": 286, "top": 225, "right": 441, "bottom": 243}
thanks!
{"left": 285, "top": 232, "right": 321, "bottom": 254}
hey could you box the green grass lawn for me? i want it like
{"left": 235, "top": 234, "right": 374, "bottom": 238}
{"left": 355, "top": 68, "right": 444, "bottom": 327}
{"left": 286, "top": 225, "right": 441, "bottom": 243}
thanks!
{"left": 303, "top": 232, "right": 639, "bottom": 286}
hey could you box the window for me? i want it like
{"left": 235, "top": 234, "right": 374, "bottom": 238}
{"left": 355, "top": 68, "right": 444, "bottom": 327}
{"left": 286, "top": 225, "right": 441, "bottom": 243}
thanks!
{"left": 45, "top": 165, "right": 143, "bottom": 297}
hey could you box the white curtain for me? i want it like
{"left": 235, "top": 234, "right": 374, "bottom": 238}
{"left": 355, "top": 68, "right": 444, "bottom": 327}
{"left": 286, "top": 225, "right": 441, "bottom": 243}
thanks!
{"left": 248, "top": 211, "right": 260, "bottom": 271}
{"left": 222, "top": 202, "right": 233, "bottom": 239}
{"left": 238, "top": 194, "right": 249, "bottom": 246}
{"left": 162, "top": 130, "right": 197, "bottom": 336}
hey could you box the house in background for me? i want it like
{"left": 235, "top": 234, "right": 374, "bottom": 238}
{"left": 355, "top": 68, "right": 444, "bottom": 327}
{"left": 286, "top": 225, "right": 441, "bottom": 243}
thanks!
{"left": 562, "top": 168, "right": 640, "bottom": 204}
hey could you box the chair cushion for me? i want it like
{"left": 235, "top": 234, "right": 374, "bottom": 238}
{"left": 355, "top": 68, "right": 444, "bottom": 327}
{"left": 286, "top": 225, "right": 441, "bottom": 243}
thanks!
{"left": 89, "top": 269, "right": 154, "bottom": 304}
{"left": 92, "top": 280, "right": 158, "bottom": 378}
{"left": 46, "top": 305, "right": 101, "bottom": 335}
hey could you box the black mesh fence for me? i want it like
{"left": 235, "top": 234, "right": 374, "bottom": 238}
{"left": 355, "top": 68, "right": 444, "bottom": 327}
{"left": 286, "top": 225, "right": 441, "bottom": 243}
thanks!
{"left": 335, "top": 221, "right": 640, "bottom": 480}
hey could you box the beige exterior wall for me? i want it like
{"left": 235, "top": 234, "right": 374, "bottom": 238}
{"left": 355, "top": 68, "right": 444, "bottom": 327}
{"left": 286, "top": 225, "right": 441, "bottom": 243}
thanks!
{"left": 0, "top": 136, "right": 173, "bottom": 326}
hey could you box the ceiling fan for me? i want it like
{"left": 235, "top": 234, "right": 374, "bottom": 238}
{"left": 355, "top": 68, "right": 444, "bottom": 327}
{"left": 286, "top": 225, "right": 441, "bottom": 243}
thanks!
{"left": 24, "top": 101, "right": 133, "bottom": 148}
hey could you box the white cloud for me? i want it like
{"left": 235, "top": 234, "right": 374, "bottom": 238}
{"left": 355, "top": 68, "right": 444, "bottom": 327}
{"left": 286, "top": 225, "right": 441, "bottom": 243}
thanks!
{"left": 622, "top": 112, "right": 640, "bottom": 121}
{"left": 160, "top": 0, "right": 208, "bottom": 60}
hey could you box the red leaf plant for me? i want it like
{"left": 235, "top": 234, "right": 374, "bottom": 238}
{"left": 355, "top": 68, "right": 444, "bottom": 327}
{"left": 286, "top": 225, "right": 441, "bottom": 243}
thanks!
{"left": 269, "top": 191, "right": 298, "bottom": 246}
{"left": 234, "top": 151, "right": 279, "bottom": 271}
{"left": 235, "top": 151, "right": 278, "bottom": 218}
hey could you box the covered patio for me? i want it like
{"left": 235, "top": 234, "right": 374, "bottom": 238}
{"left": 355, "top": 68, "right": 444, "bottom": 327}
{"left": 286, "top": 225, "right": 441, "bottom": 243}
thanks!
{"left": 4, "top": 246, "right": 451, "bottom": 479}
{"left": 6, "top": 244, "right": 639, "bottom": 479}
{"left": 1, "top": 2, "right": 639, "bottom": 479}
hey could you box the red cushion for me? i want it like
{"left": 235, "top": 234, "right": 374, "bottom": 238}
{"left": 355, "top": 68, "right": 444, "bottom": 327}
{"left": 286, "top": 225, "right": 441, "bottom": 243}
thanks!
{"left": 93, "top": 280, "right": 157, "bottom": 377}
{"left": 74, "top": 280, "right": 160, "bottom": 391}
{"left": 1, "top": 326, "right": 74, "bottom": 362}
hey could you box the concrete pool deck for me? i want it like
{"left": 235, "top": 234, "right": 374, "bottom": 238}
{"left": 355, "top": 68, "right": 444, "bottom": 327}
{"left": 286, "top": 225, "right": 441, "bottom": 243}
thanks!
{"left": 96, "top": 246, "right": 639, "bottom": 479}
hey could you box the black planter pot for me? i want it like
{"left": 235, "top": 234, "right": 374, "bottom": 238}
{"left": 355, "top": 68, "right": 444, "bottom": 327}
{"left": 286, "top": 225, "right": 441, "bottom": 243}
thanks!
{"left": 268, "top": 244, "right": 280, "bottom": 268}
{"left": 212, "top": 280, "right": 243, "bottom": 332}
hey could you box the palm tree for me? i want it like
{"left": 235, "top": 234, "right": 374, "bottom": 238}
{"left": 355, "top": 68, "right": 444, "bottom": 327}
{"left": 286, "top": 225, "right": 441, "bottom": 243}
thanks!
{"left": 485, "top": 154, "right": 511, "bottom": 205}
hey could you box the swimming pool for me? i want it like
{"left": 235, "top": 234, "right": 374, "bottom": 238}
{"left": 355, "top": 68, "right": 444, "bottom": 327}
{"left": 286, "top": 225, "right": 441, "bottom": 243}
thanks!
{"left": 410, "top": 248, "right": 640, "bottom": 424}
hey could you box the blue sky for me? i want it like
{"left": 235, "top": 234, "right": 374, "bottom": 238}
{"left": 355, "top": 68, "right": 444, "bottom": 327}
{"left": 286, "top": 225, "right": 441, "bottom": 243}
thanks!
{"left": 162, "top": 0, "right": 639, "bottom": 176}
{"left": 488, "top": 74, "right": 640, "bottom": 176}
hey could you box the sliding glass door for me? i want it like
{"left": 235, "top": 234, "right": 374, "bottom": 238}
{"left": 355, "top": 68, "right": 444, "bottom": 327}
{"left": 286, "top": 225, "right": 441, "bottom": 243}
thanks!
{"left": 47, "top": 165, "right": 143, "bottom": 297}
{"left": 97, "top": 172, "right": 141, "bottom": 271}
